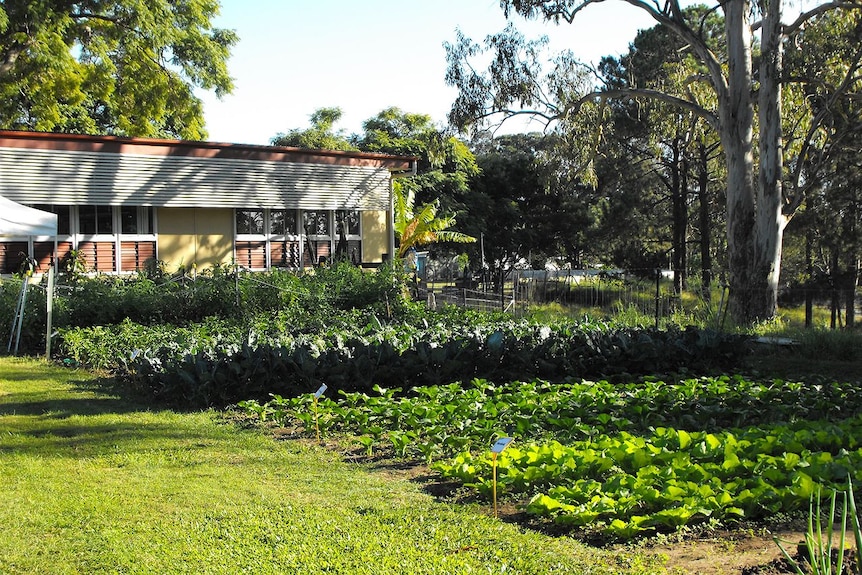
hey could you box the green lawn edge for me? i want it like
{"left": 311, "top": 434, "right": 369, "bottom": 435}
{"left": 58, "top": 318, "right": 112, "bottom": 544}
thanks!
{"left": 0, "top": 357, "right": 668, "bottom": 575}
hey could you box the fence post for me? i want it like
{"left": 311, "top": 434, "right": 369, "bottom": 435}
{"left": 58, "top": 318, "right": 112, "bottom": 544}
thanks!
{"left": 512, "top": 269, "right": 517, "bottom": 313}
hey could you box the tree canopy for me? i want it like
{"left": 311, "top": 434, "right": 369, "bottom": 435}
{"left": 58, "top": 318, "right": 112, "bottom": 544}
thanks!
{"left": 0, "top": 0, "right": 237, "bottom": 139}
{"left": 271, "top": 107, "right": 357, "bottom": 151}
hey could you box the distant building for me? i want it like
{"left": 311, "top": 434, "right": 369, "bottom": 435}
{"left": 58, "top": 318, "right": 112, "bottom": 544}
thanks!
{"left": 0, "top": 130, "right": 415, "bottom": 274}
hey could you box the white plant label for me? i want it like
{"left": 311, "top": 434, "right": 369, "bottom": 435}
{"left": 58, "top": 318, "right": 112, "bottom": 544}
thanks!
{"left": 491, "top": 437, "right": 514, "bottom": 454}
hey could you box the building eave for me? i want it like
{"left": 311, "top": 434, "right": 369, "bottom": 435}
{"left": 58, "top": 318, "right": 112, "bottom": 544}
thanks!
{"left": 0, "top": 130, "right": 418, "bottom": 172}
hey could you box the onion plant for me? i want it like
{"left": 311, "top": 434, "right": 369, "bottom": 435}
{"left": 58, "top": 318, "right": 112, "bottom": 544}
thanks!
{"left": 774, "top": 476, "right": 862, "bottom": 575}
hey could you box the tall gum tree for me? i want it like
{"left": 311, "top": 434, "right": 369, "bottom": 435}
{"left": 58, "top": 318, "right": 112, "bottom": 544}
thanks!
{"left": 447, "top": 0, "right": 861, "bottom": 323}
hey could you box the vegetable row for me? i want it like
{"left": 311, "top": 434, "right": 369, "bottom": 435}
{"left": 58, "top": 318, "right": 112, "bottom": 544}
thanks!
{"left": 239, "top": 376, "right": 862, "bottom": 538}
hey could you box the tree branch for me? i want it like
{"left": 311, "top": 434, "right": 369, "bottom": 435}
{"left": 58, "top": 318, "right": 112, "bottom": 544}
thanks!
{"left": 0, "top": 42, "right": 29, "bottom": 77}
{"left": 782, "top": 0, "right": 862, "bottom": 36}
{"left": 577, "top": 87, "right": 719, "bottom": 130}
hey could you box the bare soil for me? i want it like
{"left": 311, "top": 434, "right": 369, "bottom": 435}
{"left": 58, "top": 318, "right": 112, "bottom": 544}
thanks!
{"left": 645, "top": 530, "right": 802, "bottom": 575}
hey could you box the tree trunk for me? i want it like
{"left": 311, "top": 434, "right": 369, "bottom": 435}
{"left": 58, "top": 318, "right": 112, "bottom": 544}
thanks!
{"left": 721, "top": 0, "right": 758, "bottom": 324}
{"left": 830, "top": 246, "right": 840, "bottom": 329}
{"left": 845, "top": 266, "right": 857, "bottom": 328}
{"left": 697, "top": 143, "right": 712, "bottom": 303}
{"left": 671, "top": 137, "right": 687, "bottom": 294}
{"left": 842, "top": 193, "right": 859, "bottom": 328}
{"left": 755, "top": 0, "right": 787, "bottom": 321}
{"left": 805, "top": 228, "right": 813, "bottom": 328}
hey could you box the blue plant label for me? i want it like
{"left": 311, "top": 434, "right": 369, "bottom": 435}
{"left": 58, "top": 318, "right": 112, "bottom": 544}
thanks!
{"left": 314, "top": 384, "right": 328, "bottom": 399}
{"left": 491, "top": 437, "right": 514, "bottom": 453}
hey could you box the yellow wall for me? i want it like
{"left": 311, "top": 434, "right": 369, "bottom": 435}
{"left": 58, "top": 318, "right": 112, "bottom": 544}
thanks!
{"left": 157, "top": 208, "right": 233, "bottom": 270}
{"left": 361, "top": 210, "right": 389, "bottom": 263}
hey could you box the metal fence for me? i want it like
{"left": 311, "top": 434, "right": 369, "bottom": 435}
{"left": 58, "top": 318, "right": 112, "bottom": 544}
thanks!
{"left": 423, "top": 268, "right": 860, "bottom": 327}
{"left": 426, "top": 286, "right": 515, "bottom": 313}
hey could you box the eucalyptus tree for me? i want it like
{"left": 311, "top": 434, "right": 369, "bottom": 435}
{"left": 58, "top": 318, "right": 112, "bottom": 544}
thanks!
{"left": 445, "top": 0, "right": 862, "bottom": 324}
{"left": 0, "top": 0, "right": 236, "bottom": 139}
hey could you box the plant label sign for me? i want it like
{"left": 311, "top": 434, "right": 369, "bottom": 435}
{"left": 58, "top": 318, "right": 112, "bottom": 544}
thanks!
{"left": 491, "top": 437, "right": 514, "bottom": 454}
{"left": 314, "top": 384, "right": 328, "bottom": 399}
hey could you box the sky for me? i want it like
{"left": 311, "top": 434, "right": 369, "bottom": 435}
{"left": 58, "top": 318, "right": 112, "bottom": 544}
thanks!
{"left": 198, "top": 0, "right": 658, "bottom": 146}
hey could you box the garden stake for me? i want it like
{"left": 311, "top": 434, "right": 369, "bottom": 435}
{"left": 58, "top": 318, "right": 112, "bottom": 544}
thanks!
{"left": 313, "top": 396, "right": 320, "bottom": 442}
{"left": 490, "top": 437, "right": 514, "bottom": 519}
{"left": 492, "top": 452, "right": 499, "bottom": 518}
{"left": 313, "top": 384, "right": 327, "bottom": 443}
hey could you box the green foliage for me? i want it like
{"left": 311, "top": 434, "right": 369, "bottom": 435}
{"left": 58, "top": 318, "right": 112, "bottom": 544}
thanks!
{"left": 244, "top": 375, "right": 862, "bottom": 462}
{"left": 0, "top": 276, "right": 47, "bottom": 353}
{"left": 438, "top": 419, "right": 862, "bottom": 539}
{"left": 393, "top": 184, "right": 475, "bottom": 258}
{"left": 236, "top": 371, "right": 862, "bottom": 539}
{"left": 67, "top": 316, "right": 748, "bottom": 408}
{"left": 1, "top": 263, "right": 418, "bottom": 357}
{"left": 353, "top": 107, "right": 479, "bottom": 209}
{"left": 270, "top": 107, "right": 357, "bottom": 151}
{"left": 0, "top": 0, "right": 237, "bottom": 139}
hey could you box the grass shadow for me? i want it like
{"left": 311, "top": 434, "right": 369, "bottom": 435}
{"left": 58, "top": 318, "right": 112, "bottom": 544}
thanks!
{"left": 0, "top": 374, "right": 156, "bottom": 418}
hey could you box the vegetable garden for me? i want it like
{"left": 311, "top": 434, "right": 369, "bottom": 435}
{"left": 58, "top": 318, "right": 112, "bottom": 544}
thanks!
{"left": 4, "top": 264, "right": 862, "bottom": 551}
{"left": 239, "top": 376, "right": 862, "bottom": 539}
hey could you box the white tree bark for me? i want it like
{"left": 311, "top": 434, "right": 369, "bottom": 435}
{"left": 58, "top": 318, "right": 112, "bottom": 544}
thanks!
{"left": 720, "top": 0, "right": 759, "bottom": 322}
{"left": 756, "top": 0, "right": 787, "bottom": 321}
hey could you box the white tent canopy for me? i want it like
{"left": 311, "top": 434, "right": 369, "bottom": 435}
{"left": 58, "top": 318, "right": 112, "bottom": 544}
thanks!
{"left": 0, "top": 196, "right": 58, "bottom": 358}
{"left": 0, "top": 195, "right": 57, "bottom": 236}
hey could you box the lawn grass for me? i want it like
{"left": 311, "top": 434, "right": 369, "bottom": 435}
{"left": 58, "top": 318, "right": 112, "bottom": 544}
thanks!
{"left": 0, "top": 357, "right": 668, "bottom": 575}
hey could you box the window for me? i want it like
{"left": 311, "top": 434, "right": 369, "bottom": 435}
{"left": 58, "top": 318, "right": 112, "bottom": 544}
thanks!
{"left": 303, "top": 211, "right": 329, "bottom": 235}
{"left": 121, "top": 206, "right": 153, "bottom": 234}
{"left": 270, "top": 210, "right": 297, "bottom": 235}
{"left": 236, "top": 209, "right": 264, "bottom": 235}
{"left": 79, "top": 205, "right": 113, "bottom": 234}
{"left": 33, "top": 205, "right": 71, "bottom": 235}
{"left": 5, "top": 204, "right": 155, "bottom": 274}
{"left": 233, "top": 208, "right": 363, "bottom": 269}
{"left": 336, "top": 210, "right": 360, "bottom": 236}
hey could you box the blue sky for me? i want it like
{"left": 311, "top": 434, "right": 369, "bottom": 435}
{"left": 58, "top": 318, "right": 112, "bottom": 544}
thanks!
{"left": 198, "top": 0, "right": 657, "bottom": 146}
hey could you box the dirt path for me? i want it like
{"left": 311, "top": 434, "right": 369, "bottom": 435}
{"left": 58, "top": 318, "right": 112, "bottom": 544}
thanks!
{"left": 646, "top": 530, "right": 802, "bottom": 574}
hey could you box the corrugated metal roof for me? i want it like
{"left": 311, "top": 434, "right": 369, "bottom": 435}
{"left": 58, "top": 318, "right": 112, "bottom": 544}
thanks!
{"left": 0, "top": 130, "right": 417, "bottom": 169}
{"left": 0, "top": 146, "right": 394, "bottom": 210}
